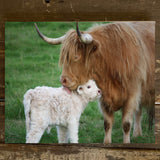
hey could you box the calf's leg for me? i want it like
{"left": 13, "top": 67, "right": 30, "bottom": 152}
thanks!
{"left": 56, "top": 126, "right": 68, "bottom": 143}
{"left": 26, "top": 122, "right": 48, "bottom": 143}
{"left": 68, "top": 120, "right": 79, "bottom": 143}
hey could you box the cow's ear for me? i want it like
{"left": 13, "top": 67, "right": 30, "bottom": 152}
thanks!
{"left": 88, "top": 40, "right": 99, "bottom": 54}
{"left": 90, "top": 45, "right": 97, "bottom": 53}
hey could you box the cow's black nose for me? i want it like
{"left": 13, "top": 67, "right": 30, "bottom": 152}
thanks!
{"left": 60, "top": 76, "right": 69, "bottom": 86}
{"left": 62, "top": 79, "right": 67, "bottom": 85}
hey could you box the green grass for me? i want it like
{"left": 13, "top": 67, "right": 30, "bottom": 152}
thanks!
{"left": 5, "top": 22, "right": 154, "bottom": 143}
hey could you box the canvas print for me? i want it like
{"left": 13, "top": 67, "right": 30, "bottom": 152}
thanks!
{"left": 5, "top": 22, "right": 155, "bottom": 143}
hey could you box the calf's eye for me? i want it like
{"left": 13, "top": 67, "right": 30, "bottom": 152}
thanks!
{"left": 87, "top": 86, "right": 91, "bottom": 89}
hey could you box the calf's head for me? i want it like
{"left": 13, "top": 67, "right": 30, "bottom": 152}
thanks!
{"left": 77, "top": 80, "right": 101, "bottom": 101}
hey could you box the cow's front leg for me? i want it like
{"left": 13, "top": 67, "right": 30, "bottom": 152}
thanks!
{"left": 122, "top": 117, "right": 132, "bottom": 143}
{"left": 122, "top": 86, "right": 141, "bottom": 143}
{"left": 100, "top": 101, "right": 114, "bottom": 143}
{"left": 133, "top": 107, "right": 142, "bottom": 137}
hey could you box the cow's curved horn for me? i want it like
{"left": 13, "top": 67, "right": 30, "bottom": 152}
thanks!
{"left": 76, "top": 22, "right": 93, "bottom": 44}
{"left": 34, "top": 23, "right": 65, "bottom": 45}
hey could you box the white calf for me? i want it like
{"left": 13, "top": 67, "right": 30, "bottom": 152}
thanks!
{"left": 23, "top": 79, "right": 101, "bottom": 143}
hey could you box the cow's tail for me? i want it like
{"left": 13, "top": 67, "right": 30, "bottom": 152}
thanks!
{"left": 23, "top": 89, "right": 33, "bottom": 134}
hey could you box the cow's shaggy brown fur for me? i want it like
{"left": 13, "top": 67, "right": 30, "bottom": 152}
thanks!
{"left": 59, "top": 22, "right": 155, "bottom": 143}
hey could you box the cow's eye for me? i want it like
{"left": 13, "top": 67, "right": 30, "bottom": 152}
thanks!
{"left": 74, "top": 54, "right": 81, "bottom": 61}
{"left": 87, "top": 86, "right": 91, "bottom": 89}
{"left": 75, "top": 55, "right": 79, "bottom": 60}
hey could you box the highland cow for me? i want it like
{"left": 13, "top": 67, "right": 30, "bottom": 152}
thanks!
{"left": 35, "top": 22, "right": 155, "bottom": 143}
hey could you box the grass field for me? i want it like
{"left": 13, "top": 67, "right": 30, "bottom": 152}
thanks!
{"left": 5, "top": 22, "right": 155, "bottom": 143}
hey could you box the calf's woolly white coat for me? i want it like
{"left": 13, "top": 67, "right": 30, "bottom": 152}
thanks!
{"left": 23, "top": 80, "right": 101, "bottom": 143}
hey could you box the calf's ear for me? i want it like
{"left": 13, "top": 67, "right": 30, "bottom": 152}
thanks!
{"left": 77, "top": 86, "right": 83, "bottom": 95}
